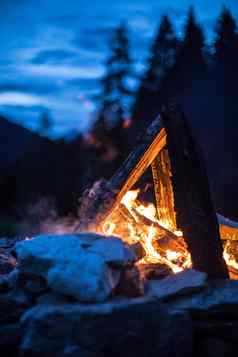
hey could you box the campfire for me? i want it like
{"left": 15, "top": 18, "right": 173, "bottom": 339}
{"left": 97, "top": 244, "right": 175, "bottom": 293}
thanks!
{"left": 79, "top": 183, "right": 238, "bottom": 280}
{"left": 102, "top": 188, "right": 191, "bottom": 274}
{"left": 75, "top": 106, "right": 238, "bottom": 280}
{"left": 103, "top": 188, "right": 238, "bottom": 278}
{"left": 2, "top": 106, "right": 238, "bottom": 357}
{"left": 5, "top": 105, "right": 237, "bottom": 290}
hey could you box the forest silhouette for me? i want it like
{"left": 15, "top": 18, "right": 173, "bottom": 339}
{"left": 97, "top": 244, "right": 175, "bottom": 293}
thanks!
{"left": 0, "top": 6, "right": 237, "bottom": 235}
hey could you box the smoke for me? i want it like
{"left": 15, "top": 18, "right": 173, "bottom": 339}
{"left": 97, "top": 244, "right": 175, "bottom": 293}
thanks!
{"left": 18, "top": 197, "right": 80, "bottom": 236}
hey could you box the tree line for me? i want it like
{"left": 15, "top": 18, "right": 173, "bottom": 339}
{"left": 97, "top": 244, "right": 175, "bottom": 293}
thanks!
{"left": 95, "top": 6, "right": 238, "bottom": 145}
{"left": 1, "top": 6, "right": 238, "bottom": 235}
{"left": 91, "top": 5, "right": 238, "bottom": 218}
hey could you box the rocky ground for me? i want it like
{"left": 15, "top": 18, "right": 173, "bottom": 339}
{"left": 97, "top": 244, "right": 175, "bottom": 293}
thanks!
{"left": 0, "top": 233, "right": 238, "bottom": 357}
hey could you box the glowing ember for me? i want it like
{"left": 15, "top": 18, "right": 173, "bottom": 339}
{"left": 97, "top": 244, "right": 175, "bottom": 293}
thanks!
{"left": 166, "top": 249, "right": 182, "bottom": 261}
{"left": 121, "top": 189, "right": 139, "bottom": 208}
{"left": 174, "top": 230, "right": 183, "bottom": 237}
{"left": 98, "top": 188, "right": 238, "bottom": 277}
{"left": 102, "top": 221, "right": 116, "bottom": 236}
{"left": 102, "top": 189, "right": 192, "bottom": 273}
{"left": 141, "top": 226, "right": 184, "bottom": 273}
{"left": 223, "top": 241, "right": 238, "bottom": 271}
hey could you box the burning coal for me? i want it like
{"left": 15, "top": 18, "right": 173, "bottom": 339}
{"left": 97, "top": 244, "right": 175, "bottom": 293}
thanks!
{"left": 100, "top": 189, "right": 191, "bottom": 273}
{"left": 97, "top": 189, "right": 237, "bottom": 277}
{"left": 18, "top": 190, "right": 238, "bottom": 279}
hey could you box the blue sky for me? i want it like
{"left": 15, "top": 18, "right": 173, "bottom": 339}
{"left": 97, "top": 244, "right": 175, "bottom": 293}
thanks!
{"left": 0, "top": 0, "right": 237, "bottom": 138}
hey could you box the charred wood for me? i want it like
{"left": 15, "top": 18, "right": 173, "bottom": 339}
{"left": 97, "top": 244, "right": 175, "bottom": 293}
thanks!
{"left": 76, "top": 116, "right": 166, "bottom": 231}
{"left": 151, "top": 148, "right": 176, "bottom": 230}
{"left": 131, "top": 207, "right": 187, "bottom": 254}
{"left": 138, "top": 262, "right": 172, "bottom": 280}
{"left": 161, "top": 103, "right": 228, "bottom": 279}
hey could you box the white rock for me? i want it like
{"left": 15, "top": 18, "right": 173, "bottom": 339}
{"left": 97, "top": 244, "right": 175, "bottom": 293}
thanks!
{"left": 15, "top": 233, "right": 125, "bottom": 302}
{"left": 47, "top": 251, "right": 120, "bottom": 302}
{"left": 20, "top": 296, "right": 192, "bottom": 357}
{"left": 148, "top": 269, "right": 207, "bottom": 301}
{"left": 16, "top": 235, "right": 85, "bottom": 276}
{"left": 169, "top": 279, "right": 238, "bottom": 313}
{"left": 88, "top": 236, "right": 136, "bottom": 267}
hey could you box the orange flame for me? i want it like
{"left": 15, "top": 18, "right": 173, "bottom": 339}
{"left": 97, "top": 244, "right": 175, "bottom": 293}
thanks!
{"left": 101, "top": 189, "right": 238, "bottom": 278}
{"left": 223, "top": 241, "right": 238, "bottom": 272}
{"left": 103, "top": 189, "right": 191, "bottom": 273}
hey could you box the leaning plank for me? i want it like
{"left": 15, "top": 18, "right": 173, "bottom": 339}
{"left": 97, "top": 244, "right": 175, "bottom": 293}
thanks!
{"left": 109, "top": 115, "right": 166, "bottom": 203}
{"left": 76, "top": 116, "right": 166, "bottom": 231}
{"left": 218, "top": 213, "right": 238, "bottom": 241}
{"left": 131, "top": 207, "right": 187, "bottom": 254}
{"left": 151, "top": 148, "right": 176, "bottom": 230}
{"left": 161, "top": 103, "right": 228, "bottom": 279}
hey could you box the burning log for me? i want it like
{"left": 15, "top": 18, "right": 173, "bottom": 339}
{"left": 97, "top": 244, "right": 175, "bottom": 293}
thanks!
{"left": 161, "top": 103, "right": 229, "bottom": 279}
{"left": 130, "top": 207, "right": 187, "bottom": 254}
{"left": 104, "top": 203, "right": 146, "bottom": 244}
{"left": 138, "top": 262, "right": 172, "bottom": 280}
{"left": 76, "top": 116, "right": 166, "bottom": 231}
{"left": 117, "top": 204, "right": 138, "bottom": 228}
{"left": 109, "top": 117, "right": 166, "bottom": 203}
{"left": 76, "top": 179, "right": 115, "bottom": 231}
{"left": 76, "top": 103, "right": 229, "bottom": 279}
{"left": 151, "top": 148, "right": 176, "bottom": 230}
{"left": 228, "top": 266, "right": 238, "bottom": 280}
{"left": 218, "top": 213, "right": 238, "bottom": 241}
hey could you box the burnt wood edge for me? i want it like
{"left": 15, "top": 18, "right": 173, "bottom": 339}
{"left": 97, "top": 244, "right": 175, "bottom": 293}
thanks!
{"left": 161, "top": 102, "right": 229, "bottom": 279}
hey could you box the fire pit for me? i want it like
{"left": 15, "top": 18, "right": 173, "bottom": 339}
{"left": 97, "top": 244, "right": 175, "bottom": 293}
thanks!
{"left": 75, "top": 104, "right": 233, "bottom": 279}
{"left": 2, "top": 231, "right": 238, "bottom": 357}
{"left": 1, "top": 105, "right": 238, "bottom": 357}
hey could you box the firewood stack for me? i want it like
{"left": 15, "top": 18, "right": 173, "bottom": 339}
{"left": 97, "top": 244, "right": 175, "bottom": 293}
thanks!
{"left": 76, "top": 104, "right": 230, "bottom": 279}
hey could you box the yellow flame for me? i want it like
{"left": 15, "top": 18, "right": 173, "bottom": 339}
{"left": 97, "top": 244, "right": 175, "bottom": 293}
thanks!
{"left": 223, "top": 241, "right": 238, "bottom": 271}
{"left": 143, "top": 226, "right": 183, "bottom": 273}
{"left": 166, "top": 249, "right": 181, "bottom": 261}
{"left": 101, "top": 189, "right": 238, "bottom": 277}
{"left": 174, "top": 230, "right": 183, "bottom": 237}
{"left": 137, "top": 203, "right": 157, "bottom": 222}
{"left": 121, "top": 189, "right": 139, "bottom": 207}
{"left": 102, "top": 189, "right": 192, "bottom": 273}
{"left": 102, "top": 221, "right": 116, "bottom": 235}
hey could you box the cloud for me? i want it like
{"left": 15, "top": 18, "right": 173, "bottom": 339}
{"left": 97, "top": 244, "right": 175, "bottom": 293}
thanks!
{"left": 20, "top": 63, "right": 104, "bottom": 80}
{"left": 68, "top": 77, "right": 100, "bottom": 92}
{"left": 0, "top": 91, "right": 48, "bottom": 107}
{"left": 0, "top": 80, "right": 60, "bottom": 95}
{"left": 0, "top": 0, "right": 237, "bottom": 137}
{"left": 31, "top": 49, "right": 78, "bottom": 65}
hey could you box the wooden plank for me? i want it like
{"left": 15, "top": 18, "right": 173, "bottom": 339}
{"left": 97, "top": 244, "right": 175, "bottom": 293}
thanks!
{"left": 161, "top": 103, "right": 228, "bottom": 279}
{"left": 109, "top": 120, "right": 167, "bottom": 204}
{"left": 131, "top": 207, "right": 187, "bottom": 254}
{"left": 151, "top": 159, "right": 161, "bottom": 220}
{"left": 151, "top": 149, "right": 176, "bottom": 230}
{"left": 76, "top": 115, "right": 166, "bottom": 230}
{"left": 218, "top": 214, "right": 238, "bottom": 241}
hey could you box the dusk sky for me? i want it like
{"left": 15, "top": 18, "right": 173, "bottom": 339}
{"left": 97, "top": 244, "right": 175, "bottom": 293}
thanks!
{"left": 0, "top": 0, "right": 238, "bottom": 138}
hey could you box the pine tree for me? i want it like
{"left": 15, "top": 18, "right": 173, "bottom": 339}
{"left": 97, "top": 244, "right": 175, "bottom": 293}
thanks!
{"left": 209, "top": 7, "right": 238, "bottom": 217}
{"left": 214, "top": 6, "right": 238, "bottom": 64}
{"left": 212, "top": 6, "right": 238, "bottom": 113}
{"left": 131, "top": 15, "right": 177, "bottom": 138}
{"left": 175, "top": 7, "right": 206, "bottom": 87}
{"left": 98, "top": 22, "right": 132, "bottom": 130}
{"left": 90, "top": 22, "right": 133, "bottom": 174}
{"left": 158, "top": 7, "right": 206, "bottom": 110}
{"left": 143, "top": 15, "right": 178, "bottom": 91}
{"left": 212, "top": 6, "right": 238, "bottom": 169}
